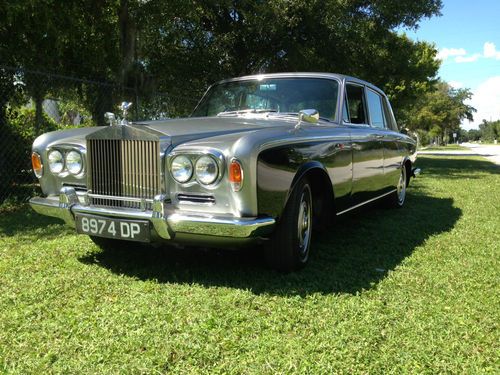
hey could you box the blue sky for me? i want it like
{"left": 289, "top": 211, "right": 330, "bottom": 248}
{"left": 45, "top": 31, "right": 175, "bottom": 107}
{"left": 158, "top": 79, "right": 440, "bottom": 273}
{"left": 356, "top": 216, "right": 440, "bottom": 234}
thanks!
{"left": 401, "top": 0, "right": 500, "bottom": 129}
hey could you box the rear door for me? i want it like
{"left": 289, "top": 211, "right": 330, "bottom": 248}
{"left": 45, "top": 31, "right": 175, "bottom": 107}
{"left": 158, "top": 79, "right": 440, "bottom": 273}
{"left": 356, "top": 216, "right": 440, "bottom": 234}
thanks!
{"left": 344, "top": 83, "right": 385, "bottom": 205}
{"left": 365, "top": 88, "right": 402, "bottom": 192}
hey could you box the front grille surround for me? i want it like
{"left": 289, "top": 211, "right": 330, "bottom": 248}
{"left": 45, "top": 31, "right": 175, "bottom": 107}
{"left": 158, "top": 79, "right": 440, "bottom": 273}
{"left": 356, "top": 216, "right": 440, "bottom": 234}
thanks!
{"left": 87, "top": 138, "right": 161, "bottom": 210}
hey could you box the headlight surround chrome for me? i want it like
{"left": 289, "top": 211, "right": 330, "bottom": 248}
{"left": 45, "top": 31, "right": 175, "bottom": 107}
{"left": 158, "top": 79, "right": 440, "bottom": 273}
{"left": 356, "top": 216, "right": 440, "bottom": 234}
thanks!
{"left": 171, "top": 155, "right": 193, "bottom": 183}
{"left": 65, "top": 150, "right": 83, "bottom": 175}
{"left": 195, "top": 155, "right": 219, "bottom": 185}
{"left": 48, "top": 150, "right": 64, "bottom": 174}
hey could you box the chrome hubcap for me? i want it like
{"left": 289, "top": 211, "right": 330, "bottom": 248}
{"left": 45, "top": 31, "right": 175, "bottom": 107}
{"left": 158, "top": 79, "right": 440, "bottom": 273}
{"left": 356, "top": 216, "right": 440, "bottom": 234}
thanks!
{"left": 297, "top": 190, "right": 311, "bottom": 254}
{"left": 397, "top": 167, "right": 406, "bottom": 204}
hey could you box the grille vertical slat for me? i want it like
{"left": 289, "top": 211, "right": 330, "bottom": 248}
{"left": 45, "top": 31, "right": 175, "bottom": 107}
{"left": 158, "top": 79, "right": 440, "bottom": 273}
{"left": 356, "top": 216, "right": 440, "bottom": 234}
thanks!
{"left": 88, "top": 138, "right": 160, "bottom": 210}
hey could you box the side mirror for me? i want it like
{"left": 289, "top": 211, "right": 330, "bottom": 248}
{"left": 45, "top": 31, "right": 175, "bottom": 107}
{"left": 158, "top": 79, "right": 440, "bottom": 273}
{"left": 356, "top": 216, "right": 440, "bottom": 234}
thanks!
{"left": 299, "top": 109, "right": 319, "bottom": 124}
{"left": 295, "top": 109, "right": 319, "bottom": 130}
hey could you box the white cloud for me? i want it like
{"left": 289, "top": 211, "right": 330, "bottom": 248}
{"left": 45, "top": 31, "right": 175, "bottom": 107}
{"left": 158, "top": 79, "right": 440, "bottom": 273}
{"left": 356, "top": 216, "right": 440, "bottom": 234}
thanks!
{"left": 463, "top": 76, "right": 500, "bottom": 130}
{"left": 448, "top": 81, "right": 464, "bottom": 89}
{"left": 483, "top": 42, "right": 500, "bottom": 60}
{"left": 436, "top": 47, "right": 466, "bottom": 61}
{"left": 455, "top": 53, "right": 481, "bottom": 63}
{"left": 437, "top": 42, "right": 500, "bottom": 65}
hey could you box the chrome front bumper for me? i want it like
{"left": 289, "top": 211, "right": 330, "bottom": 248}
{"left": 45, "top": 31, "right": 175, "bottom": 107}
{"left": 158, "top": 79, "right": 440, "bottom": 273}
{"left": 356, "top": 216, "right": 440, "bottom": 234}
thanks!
{"left": 29, "top": 187, "right": 275, "bottom": 243}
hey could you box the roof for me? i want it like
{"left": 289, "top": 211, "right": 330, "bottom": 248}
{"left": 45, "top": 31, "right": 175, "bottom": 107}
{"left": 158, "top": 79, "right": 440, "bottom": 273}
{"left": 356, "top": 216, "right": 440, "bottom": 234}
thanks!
{"left": 216, "top": 72, "right": 385, "bottom": 96}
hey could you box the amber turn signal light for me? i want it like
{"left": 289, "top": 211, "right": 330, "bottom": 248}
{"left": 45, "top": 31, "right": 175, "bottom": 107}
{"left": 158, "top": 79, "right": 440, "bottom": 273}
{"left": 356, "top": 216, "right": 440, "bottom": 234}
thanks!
{"left": 229, "top": 159, "right": 243, "bottom": 191}
{"left": 31, "top": 152, "right": 43, "bottom": 178}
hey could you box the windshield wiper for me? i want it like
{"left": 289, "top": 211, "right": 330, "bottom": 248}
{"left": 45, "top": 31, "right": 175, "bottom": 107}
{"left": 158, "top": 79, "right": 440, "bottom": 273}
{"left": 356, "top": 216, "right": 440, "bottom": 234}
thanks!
{"left": 266, "top": 112, "right": 334, "bottom": 123}
{"left": 216, "top": 108, "right": 278, "bottom": 116}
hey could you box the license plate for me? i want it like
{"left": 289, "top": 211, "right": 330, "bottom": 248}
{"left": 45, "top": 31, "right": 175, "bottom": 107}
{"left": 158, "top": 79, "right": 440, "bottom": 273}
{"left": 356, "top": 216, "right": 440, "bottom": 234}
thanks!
{"left": 75, "top": 214, "right": 150, "bottom": 242}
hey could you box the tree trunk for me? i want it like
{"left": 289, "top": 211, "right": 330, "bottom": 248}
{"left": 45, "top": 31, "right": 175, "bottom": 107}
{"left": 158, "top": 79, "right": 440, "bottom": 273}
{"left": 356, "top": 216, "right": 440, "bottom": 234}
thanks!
{"left": 34, "top": 94, "right": 44, "bottom": 135}
{"left": 92, "top": 85, "right": 113, "bottom": 127}
{"left": 119, "top": 0, "right": 136, "bottom": 89}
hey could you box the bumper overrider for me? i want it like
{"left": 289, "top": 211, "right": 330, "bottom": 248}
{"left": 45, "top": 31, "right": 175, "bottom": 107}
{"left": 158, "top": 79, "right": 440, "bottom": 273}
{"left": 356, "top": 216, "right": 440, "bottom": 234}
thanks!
{"left": 29, "top": 187, "right": 275, "bottom": 246}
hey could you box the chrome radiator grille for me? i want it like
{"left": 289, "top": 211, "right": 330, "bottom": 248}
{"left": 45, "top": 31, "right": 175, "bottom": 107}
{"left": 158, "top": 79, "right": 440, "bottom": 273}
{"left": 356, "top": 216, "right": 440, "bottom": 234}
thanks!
{"left": 87, "top": 139, "right": 160, "bottom": 209}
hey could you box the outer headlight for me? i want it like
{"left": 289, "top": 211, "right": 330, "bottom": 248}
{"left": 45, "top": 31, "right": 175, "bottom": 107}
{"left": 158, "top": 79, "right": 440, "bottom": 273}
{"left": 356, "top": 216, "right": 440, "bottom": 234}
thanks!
{"left": 195, "top": 155, "right": 219, "bottom": 185}
{"left": 48, "top": 150, "right": 64, "bottom": 174}
{"left": 66, "top": 150, "right": 83, "bottom": 175}
{"left": 171, "top": 155, "right": 193, "bottom": 183}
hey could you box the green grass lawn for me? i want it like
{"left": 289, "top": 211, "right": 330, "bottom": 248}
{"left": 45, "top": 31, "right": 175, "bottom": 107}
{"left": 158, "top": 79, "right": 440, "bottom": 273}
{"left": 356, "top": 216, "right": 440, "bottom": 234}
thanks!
{"left": 1, "top": 156, "right": 499, "bottom": 374}
{"left": 420, "top": 144, "right": 469, "bottom": 151}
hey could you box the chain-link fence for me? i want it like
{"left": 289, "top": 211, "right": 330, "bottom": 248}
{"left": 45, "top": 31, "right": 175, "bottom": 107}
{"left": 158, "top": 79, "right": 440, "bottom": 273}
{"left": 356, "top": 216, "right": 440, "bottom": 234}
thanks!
{"left": 0, "top": 65, "right": 197, "bottom": 205}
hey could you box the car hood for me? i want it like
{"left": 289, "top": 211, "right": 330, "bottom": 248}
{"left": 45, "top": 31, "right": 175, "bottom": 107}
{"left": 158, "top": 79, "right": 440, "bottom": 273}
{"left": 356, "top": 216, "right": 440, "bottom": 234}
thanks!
{"left": 138, "top": 115, "right": 296, "bottom": 146}
{"left": 33, "top": 115, "right": 298, "bottom": 152}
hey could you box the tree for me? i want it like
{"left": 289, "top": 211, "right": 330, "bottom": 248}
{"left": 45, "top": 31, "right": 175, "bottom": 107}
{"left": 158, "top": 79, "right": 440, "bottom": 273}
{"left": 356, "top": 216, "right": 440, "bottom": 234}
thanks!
{"left": 1, "top": 0, "right": 444, "bottom": 119}
{"left": 131, "top": 0, "right": 443, "bottom": 115}
{"left": 479, "top": 120, "right": 500, "bottom": 142}
{"left": 405, "top": 81, "right": 475, "bottom": 144}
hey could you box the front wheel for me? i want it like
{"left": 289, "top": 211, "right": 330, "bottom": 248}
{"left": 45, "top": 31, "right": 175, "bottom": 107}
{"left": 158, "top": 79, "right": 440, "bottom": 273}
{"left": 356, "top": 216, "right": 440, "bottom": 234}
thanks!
{"left": 265, "top": 178, "right": 313, "bottom": 272}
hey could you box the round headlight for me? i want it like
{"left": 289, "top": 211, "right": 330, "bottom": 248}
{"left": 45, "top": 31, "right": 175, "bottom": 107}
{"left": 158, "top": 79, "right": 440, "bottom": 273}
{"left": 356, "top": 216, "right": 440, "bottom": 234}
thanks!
{"left": 66, "top": 150, "right": 83, "bottom": 175}
{"left": 48, "top": 150, "right": 64, "bottom": 174}
{"left": 195, "top": 155, "right": 219, "bottom": 185}
{"left": 171, "top": 155, "right": 193, "bottom": 183}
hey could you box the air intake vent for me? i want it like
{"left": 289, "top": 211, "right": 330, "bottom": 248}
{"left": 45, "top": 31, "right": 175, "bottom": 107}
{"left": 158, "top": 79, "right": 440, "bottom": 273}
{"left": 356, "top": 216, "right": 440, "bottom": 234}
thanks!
{"left": 177, "top": 194, "right": 215, "bottom": 205}
{"left": 87, "top": 139, "right": 160, "bottom": 209}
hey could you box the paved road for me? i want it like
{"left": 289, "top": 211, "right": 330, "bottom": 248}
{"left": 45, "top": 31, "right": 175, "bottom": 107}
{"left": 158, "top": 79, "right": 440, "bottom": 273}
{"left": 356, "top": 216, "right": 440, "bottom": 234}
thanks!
{"left": 461, "top": 143, "right": 500, "bottom": 165}
{"left": 418, "top": 143, "right": 500, "bottom": 165}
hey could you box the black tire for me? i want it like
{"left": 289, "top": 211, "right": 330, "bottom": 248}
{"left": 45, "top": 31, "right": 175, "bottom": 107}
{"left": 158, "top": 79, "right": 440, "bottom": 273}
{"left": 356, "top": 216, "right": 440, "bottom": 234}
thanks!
{"left": 265, "top": 178, "right": 313, "bottom": 272}
{"left": 385, "top": 165, "right": 407, "bottom": 208}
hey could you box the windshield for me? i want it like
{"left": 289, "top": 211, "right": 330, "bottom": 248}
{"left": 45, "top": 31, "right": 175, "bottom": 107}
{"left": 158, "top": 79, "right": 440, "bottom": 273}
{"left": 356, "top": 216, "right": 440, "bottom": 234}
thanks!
{"left": 192, "top": 77, "right": 339, "bottom": 121}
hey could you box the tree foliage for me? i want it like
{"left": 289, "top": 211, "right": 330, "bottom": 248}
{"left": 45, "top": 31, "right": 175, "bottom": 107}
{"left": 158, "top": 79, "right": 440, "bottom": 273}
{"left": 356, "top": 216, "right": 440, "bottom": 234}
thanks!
{"left": 132, "top": 0, "right": 443, "bottom": 117}
{"left": 1, "top": 0, "right": 444, "bottom": 120}
{"left": 478, "top": 120, "right": 500, "bottom": 142}
{"left": 404, "top": 81, "right": 476, "bottom": 144}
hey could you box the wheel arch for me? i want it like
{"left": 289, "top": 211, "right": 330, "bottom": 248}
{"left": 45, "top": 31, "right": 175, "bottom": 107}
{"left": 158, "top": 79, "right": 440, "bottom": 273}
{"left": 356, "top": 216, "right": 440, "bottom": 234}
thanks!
{"left": 402, "top": 156, "right": 412, "bottom": 187}
{"left": 284, "top": 162, "right": 335, "bottom": 229}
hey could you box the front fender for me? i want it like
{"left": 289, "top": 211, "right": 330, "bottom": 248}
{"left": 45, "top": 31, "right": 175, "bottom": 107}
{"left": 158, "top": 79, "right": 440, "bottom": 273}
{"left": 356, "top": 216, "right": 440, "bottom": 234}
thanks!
{"left": 257, "top": 150, "right": 333, "bottom": 220}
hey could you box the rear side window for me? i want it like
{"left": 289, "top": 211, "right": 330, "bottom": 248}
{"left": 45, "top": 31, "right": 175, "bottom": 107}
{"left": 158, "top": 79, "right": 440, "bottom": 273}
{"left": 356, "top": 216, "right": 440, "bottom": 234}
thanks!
{"left": 344, "top": 85, "right": 367, "bottom": 124}
{"left": 366, "top": 89, "right": 386, "bottom": 128}
{"left": 382, "top": 97, "right": 398, "bottom": 131}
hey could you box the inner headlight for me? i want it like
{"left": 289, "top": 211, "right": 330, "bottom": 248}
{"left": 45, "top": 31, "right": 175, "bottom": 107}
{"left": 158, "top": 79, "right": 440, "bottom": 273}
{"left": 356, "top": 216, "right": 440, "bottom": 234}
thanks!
{"left": 171, "top": 155, "right": 193, "bottom": 183}
{"left": 48, "top": 150, "right": 64, "bottom": 174}
{"left": 66, "top": 150, "right": 83, "bottom": 175}
{"left": 195, "top": 155, "right": 219, "bottom": 185}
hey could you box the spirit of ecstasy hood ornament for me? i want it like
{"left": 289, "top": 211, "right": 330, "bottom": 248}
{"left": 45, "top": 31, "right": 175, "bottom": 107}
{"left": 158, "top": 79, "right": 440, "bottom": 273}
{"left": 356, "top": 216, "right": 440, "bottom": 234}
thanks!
{"left": 104, "top": 102, "right": 133, "bottom": 126}
{"left": 119, "top": 102, "right": 133, "bottom": 125}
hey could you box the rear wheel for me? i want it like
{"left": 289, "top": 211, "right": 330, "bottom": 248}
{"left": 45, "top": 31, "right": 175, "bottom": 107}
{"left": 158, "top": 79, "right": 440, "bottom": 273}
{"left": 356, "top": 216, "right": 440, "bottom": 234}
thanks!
{"left": 385, "top": 165, "right": 407, "bottom": 208}
{"left": 266, "top": 178, "right": 313, "bottom": 272}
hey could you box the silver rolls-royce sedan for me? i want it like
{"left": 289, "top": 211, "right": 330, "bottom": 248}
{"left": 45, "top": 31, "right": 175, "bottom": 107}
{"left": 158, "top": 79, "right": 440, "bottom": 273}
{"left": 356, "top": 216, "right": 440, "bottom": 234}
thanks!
{"left": 30, "top": 73, "right": 420, "bottom": 272}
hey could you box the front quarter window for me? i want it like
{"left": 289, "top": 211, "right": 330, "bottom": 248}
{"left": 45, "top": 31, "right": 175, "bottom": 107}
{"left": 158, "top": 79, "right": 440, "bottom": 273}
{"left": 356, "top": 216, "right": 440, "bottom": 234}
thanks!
{"left": 192, "top": 78, "right": 339, "bottom": 121}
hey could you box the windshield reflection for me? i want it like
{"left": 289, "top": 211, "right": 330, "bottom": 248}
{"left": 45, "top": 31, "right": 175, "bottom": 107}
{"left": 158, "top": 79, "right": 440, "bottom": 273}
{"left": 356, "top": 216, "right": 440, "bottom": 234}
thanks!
{"left": 192, "top": 78, "right": 339, "bottom": 121}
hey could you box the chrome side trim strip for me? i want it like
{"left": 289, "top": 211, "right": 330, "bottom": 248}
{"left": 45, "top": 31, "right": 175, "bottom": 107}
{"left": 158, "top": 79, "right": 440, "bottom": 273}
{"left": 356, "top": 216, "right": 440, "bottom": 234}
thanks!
{"left": 336, "top": 189, "right": 397, "bottom": 216}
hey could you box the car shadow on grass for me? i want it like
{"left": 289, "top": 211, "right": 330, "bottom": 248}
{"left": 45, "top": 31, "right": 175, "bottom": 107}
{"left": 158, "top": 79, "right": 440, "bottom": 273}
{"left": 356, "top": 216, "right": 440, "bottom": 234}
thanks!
{"left": 78, "top": 192, "right": 461, "bottom": 296}
{"left": 417, "top": 156, "right": 500, "bottom": 180}
{"left": 0, "top": 206, "right": 72, "bottom": 239}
